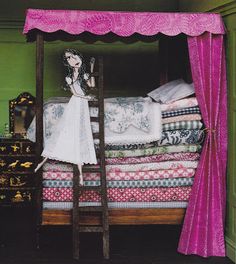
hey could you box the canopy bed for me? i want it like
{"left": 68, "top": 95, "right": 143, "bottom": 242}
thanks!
{"left": 23, "top": 9, "right": 227, "bottom": 259}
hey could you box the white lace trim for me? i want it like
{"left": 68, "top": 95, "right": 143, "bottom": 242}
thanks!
{"left": 41, "top": 153, "right": 97, "bottom": 166}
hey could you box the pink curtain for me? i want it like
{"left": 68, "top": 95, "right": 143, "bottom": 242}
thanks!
{"left": 178, "top": 32, "right": 227, "bottom": 257}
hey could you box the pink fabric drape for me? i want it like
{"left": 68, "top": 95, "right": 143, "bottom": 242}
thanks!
{"left": 23, "top": 9, "right": 225, "bottom": 37}
{"left": 178, "top": 32, "right": 227, "bottom": 257}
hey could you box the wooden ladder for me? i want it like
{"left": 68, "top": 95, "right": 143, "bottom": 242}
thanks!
{"left": 72, "top": 56, "right": 109, "bottom": 260}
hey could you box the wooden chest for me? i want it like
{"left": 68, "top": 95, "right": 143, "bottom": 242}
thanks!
{"left": 0, "top": 138, "right": 35, "bottom": 205}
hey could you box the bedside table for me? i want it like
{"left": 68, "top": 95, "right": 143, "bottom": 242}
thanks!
{"left": 0, "top": 137, "right": 35, "bottom": 206}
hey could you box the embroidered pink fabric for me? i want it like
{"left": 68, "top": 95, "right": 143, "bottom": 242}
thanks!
{"left": 178, "top": 33, "right": 227, "bottom": 257}
{"left": 23, "top": 9, "right": 225, "bottom": 36}
{"left": 23, "top": 9, "right": 227, "bottom": 258}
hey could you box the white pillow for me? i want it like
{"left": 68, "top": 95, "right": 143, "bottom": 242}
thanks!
{"left": 147, "top": 79, "right": 195, "bottom": 103}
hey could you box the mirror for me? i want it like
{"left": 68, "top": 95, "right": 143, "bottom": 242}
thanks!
{"left": 9, "top": 92, "right": 35, "bottom": 137}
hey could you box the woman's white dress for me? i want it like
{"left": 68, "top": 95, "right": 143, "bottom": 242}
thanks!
{"left": 42, "top": 80, "right": 97, "bottom": 165}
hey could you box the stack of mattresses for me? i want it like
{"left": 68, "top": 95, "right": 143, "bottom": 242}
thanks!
{"left": 41, "top": 96, "right": 204, "bottom": 210}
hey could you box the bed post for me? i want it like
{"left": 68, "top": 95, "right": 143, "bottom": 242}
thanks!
{"left": 35, "top": 31, "right": 44, "bottom": 249}
{"left": 159, "top": 34, "right": 169, "bottom": 85}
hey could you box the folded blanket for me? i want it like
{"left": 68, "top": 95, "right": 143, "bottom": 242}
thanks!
{"left": 106, "top": 160, "right": 198, "bottom": 172}
{"left": 105, "top": 152, "right": 200, "bottom": 165}
{"left": 105, "top": 144, "right": 201, "bottom": 158}
{"left": 43, "top": 167, "right": 196, "bottom": 181}
{"left": 104, "top": 97, "right": 151, "bottom": 133}
{"left": 163, "top": 120, "right": 203, "bottom": 131}
{"left": 43, "top": 186, "right": 192, "bottom": 202}
{"left": 160, "top": 97, "right": 198, "bottom": 112}
{"left": 162, "top": 106, "right": 200, "bottom": 118}
{"left": 43, "top": 177, "right": 194, "bottom": 188}
{"left": 105, "top": 129, "right": 204, "bottom": 150}
{"left": 43, "top": 201, "right": 189, "bottom": 209}
{"left": 162, "top": 114, "right": 202, "bottom": 124}
{"left": 42, "top": 151, "right": 201, "bottom": 172}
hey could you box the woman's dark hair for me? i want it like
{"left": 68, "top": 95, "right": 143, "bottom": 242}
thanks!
{"left": 62, "top": 49, "right": 88, "bottom": 93}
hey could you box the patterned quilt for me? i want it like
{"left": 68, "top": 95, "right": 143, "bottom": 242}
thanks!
{"left": 43, "top": 201, "right": 189, "bottom": 209}
{"left": 43, "top": 186, "right": 192, "bottom": 202}
{"left": 27, "top": 97, "right": 162, "bottom": 146}
{"left": 43, "top": 177, "right": 194, "bottom": 188}
{"left": 43, "top": 167, "right": 196, "bottom": 181}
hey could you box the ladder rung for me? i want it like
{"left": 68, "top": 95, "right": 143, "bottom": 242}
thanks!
{"left": 79, "top": 185, "right": 101, "bottom": 191}
{"left": 90, "top": 72, "right": 99, "bottom": 77}
{"left": 83, "top": 166, "right": 102, "bottom": 173}
{"left": 79, "top": 206, "right": 103, "bottom": 212}
{"left": 90, "top": 116, "right": 99, "bottom": 122}
{"left": 93, "top": 133, "right": 101, "bottom": 139}
{"left": 88, "top": 100, "right": 99, "bottom": 107}
{"left": 79, "top": 226, "right": 103, "bottom": 233}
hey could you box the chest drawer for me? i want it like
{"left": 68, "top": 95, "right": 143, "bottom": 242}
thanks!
{"left": 0, "top": 140, "right": 35, "bottom": 155}
{"left": 0, "top": 157, "right": 35, "bottom": 172}
{"left": 0, "top": 189, "right": 33, "bottom": 204}
{"left": 0, "top": 174, "right": 34, "bottom": 188}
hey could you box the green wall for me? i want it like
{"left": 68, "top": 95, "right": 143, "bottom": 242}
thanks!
{"left": 179, "top": 0, "right": 235, "bottom": 12}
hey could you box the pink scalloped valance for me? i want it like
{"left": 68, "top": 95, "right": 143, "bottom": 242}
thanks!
{"left": 23, "top": 9, "right": 225, "bottom": 37}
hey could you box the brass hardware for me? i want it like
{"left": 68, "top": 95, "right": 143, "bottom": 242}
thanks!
{"left": 23, "top": 192, "right": 32, "bottom": 201}
{"left": 20, "top": 162, "right": 33, "bottom": 168}
{"left": 10, "top": 177, "right": 26, "bottom": 187}
{"left": 19, "top": 97, "right": 27, "bottom": 104}
{"left": 0, "top": 194, "right": 6, "bottom": 200}
{"left": 0, "top": 160, "right": 6, "bottom": 167}
{"left": 8, "top": 160, "right": 20, "bottom": 169}
{"left": 0, "top": 146, "right": 6, "bottom": 151}
{"left": 0, "top": 176, "right": 7, "bottom": 185}
{"left": 26, "top": 146, "right": 31, "bottom": 153}
{"left": 11, "top": 145, "right": 20, "bottom": 152}
{"left": 12, "top": 191, "right": 24, "bottom": 202}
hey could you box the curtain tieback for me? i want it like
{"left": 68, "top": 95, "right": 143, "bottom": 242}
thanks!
{"left": 202, "top": 127, "right": 216, "bottom": 137}
{"left": 203, "top": 128, "right": 216, "bottom": 134}
{"left": 198, "top": 128, "right": 216, "bottom": 141}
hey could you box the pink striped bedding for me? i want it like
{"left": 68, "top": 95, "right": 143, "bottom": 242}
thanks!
{"left": 162, "top": 114, "right": 202, "bottom": 124}
{"left": 106, "top": 152, "right": 200, "bottom": 165}
{"left": 43, "top": 167, "right": 196, "bottom": 181}
{"left": 160, "top": 97, "right": 198, "bottom": 112}
{"left": 43, "top": 186, "right": 192, "bottom": 202}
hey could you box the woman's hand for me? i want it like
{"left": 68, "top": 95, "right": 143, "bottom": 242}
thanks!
{"left": 65, "top": 76, "right": 73, "bottom": 85}
{"left": 83, "top": 73, "right": 90, "bottom": 81}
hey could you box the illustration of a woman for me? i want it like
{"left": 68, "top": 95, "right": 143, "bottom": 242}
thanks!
{"left": 34, "top": 49, "right": 97, "bottom": 185}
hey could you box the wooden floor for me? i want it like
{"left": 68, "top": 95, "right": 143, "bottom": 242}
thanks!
{"left": 0, "top": 207, "right": 233, "bottom": 264}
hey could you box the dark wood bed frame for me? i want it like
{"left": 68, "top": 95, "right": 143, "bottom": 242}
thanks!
{"left": 34, "top": 31, "right": 186, "bottom": 229}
